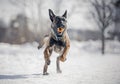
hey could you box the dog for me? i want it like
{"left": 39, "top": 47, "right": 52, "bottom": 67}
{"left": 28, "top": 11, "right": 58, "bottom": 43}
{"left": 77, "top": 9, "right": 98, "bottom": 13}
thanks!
{"left": 38, "top": 9, "right": 70, "bottom": 75}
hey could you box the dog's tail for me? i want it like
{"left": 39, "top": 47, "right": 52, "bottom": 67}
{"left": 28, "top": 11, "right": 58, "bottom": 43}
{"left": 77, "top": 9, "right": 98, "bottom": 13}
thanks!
{"left": 38, "top": 35, "right": 49, "bottom": 49}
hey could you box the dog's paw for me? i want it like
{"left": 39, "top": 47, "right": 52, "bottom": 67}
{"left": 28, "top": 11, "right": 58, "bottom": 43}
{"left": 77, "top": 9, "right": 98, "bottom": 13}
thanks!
{"left": 43, "top": 72, "right": 49, "bottom": 75}
{"left": 47, "top": 60, "right": 51, "bottom": 65}
{"left": 38, "top": 46, "right": 41, "bottom": 49}
{"left": 60, "top": 56, "right": 67, "bottom": 62}
{"left": 57, "top": 70, "right": 62, "bottom": 73}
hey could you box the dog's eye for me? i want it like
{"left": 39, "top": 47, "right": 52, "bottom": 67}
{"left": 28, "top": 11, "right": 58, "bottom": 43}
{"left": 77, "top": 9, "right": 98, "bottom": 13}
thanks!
{"left": 62, "top": 18, "right": 65, "bottom": 21}
{"left": 62, "top": 18, "right": 67, "bottom": 22}
{"left": 62, "top": 19, "right": 67, "bottom": 23}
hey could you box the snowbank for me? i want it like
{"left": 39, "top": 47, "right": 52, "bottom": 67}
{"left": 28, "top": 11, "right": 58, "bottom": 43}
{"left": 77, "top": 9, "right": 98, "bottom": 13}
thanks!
{"left": 0, "top": 40, "right": 120, "bottom": 84}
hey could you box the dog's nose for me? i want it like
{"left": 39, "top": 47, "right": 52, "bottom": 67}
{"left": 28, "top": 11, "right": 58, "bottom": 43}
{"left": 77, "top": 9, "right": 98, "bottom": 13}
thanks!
{"left": 57, "top": 28, "right": 64, "bottom": 33}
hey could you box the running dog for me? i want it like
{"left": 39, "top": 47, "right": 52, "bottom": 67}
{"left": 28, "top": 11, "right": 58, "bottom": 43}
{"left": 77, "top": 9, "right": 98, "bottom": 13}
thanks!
{"left": 38, "top": 9, "right": 70, "bottom": 75}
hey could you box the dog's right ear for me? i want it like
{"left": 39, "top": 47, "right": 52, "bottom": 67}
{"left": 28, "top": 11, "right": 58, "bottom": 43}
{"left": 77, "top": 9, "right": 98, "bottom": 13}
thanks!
{"left": 49, "top": 9, "right": 55, "bottom": 22}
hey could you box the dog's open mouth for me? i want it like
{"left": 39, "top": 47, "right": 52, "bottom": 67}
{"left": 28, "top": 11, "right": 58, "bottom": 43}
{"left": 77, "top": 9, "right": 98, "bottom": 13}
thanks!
{"left": 57, "top": 28, "right": 64, "bottom": 34}
{"left": 51, "top": 27, "right": 65, "bottom": 40}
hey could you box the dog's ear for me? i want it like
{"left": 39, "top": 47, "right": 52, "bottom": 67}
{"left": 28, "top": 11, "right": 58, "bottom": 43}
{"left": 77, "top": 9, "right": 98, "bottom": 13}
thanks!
{"left": 62, "top": 10, "right": 67, "bottom": 18}
{"left": 49, "top": 9, "right": 55, "bottom": 22}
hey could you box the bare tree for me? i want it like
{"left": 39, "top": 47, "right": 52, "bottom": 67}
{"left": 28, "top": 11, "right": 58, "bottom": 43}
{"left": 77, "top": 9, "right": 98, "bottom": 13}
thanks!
{"left": 90, "top": 0, "right": 113, "bottom": 54}
{"left": 113, "top": 0, "right": 120, "bottom": 41}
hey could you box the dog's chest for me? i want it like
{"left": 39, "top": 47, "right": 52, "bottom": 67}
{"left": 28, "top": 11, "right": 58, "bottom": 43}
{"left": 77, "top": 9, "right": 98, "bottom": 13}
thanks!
{"left": 49, "top": 37, "right": 66, "bottom": 47}
{"left": 49, "top": 37, "right": 66, "bottom": 53}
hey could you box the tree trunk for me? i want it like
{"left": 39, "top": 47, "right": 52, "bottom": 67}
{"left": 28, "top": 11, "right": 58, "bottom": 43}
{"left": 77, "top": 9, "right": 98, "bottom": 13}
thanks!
{"left": 101, "top": 29, "right": 105, "bottom": 55}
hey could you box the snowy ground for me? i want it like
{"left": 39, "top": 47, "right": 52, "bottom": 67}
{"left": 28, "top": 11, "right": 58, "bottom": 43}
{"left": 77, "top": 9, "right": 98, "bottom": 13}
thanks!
{"left": 0, "top": 40, "right": 120, "bottom": 84}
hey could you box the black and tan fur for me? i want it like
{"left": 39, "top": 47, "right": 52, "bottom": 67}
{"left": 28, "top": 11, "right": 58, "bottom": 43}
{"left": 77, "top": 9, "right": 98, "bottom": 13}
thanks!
{"left": 38, "top": 9, "right": 70, "bottom": 75}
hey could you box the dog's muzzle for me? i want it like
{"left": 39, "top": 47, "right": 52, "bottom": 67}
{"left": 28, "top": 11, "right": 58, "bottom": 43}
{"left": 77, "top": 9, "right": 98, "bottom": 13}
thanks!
{"left": 51, "top": 27, "right": 65, "bottom": 41}
{"left": 57, "top": 28, "right": 64, "bottom": 34}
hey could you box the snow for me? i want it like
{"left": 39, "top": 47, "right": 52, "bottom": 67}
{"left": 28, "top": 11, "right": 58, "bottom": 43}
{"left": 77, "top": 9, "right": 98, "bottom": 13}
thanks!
{"left": 0, "top": 40, "right": 120, "bottom": 84}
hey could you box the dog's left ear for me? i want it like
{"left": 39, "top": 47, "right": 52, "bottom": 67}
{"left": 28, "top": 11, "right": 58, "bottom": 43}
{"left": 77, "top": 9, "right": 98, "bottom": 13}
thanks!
{"left": 49, "top": 9, "right": 55, "bottom": 22}
{"left": 62, "top": 10, "right": 67, "bottom": 18}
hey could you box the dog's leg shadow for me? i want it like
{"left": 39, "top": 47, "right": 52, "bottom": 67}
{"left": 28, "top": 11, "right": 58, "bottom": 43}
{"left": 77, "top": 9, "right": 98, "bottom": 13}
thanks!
{"left": 0, "top": 73, "right": 43, "bottom": 79}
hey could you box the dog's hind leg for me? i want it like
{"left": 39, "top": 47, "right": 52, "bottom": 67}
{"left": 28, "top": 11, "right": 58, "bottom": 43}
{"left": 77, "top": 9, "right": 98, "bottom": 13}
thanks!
{"left": 43, "top": 46, "right": 53, "bottom": 75}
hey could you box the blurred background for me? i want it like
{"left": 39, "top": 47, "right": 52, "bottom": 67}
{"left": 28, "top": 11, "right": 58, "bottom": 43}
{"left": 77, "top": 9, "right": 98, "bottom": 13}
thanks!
{"left": 0, "top": 0, "right": 120, "bottom": 54}
{"left": 0, "top": 0, "right": 120, "bottom": 83}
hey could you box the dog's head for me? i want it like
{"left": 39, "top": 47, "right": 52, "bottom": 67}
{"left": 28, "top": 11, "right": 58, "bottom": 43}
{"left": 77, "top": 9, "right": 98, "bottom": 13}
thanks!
{"left": 49, "top": 9, "right": 67, "bottom": 40}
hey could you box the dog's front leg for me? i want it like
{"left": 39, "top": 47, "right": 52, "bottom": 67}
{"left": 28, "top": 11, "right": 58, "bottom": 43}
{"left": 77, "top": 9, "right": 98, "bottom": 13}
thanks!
{"left": 60, "top": 45, "right": 70, "bottom": 62}
{"left": 43, "top": 46, "right": 52, "bottom": 75}
{"left": 56, "top": 44, "right": 70, "bottom": 73}
{"left": 60, "top": 34, "right": 70, "bottom": 62}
